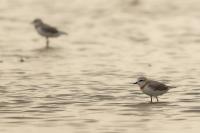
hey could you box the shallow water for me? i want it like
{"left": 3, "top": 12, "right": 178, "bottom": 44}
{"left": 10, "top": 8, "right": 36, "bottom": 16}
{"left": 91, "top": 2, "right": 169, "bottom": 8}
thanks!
{"left": 0, "top": 0, "right": 200, "bottom": 132}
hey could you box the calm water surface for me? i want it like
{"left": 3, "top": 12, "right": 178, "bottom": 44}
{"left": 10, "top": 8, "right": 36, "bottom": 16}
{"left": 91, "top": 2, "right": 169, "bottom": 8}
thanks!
{"left": 0, "top": 0, "right": 200, "bottom": 132}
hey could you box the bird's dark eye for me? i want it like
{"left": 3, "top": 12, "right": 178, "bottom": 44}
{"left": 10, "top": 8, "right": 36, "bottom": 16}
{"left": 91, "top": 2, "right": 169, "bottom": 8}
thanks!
{"left": 139, "top": 80, "right": 144, "bottom": 82}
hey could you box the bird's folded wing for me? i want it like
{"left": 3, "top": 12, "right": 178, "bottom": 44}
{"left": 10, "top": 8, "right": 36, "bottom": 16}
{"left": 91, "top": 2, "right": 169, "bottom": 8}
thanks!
{"left": 148, "top": 81, "right": 169, "bottom": 91}
{"left": 41, "top": 24, "right": 59, "bottom": 34}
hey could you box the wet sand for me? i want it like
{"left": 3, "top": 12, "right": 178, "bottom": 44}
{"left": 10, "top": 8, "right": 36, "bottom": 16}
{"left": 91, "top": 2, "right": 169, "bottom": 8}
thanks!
{"left": 0, "top": 0, "right": 200, "bottom": 133}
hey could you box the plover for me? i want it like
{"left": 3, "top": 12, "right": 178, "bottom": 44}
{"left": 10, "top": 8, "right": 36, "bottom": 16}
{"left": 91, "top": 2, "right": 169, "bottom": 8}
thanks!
{"left": 32, "top": 18, "right": 67, "bottom": 48}
{"left": 132, "top": 77, "right": 172, "bottom": 103}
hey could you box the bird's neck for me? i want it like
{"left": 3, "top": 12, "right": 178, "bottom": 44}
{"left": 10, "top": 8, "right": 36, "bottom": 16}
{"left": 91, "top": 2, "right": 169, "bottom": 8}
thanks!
{"left": 35, "top": 22, "right": 43, "bottom": 28}
{"left": 140, "top": 82, "right": 148, "bottom": 90}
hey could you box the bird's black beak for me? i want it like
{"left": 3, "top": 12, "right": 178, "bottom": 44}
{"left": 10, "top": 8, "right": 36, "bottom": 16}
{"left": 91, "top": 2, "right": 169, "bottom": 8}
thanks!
{"left": 131, "top": 82, "right": 137, "bottom": 84}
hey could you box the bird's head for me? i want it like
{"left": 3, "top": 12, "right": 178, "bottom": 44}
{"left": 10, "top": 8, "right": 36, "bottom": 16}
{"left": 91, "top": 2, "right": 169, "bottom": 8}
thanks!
{"left": 132, "top": 77, "right": 148, "bottom": 87}
{"left": 32, "top": 18, "right": 43, "bottom": 26}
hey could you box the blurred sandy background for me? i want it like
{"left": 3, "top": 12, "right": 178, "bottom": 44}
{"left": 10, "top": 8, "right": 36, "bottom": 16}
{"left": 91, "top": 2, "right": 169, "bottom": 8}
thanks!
{"left": 0, "top": 0, "right": 200, "bottom": 133}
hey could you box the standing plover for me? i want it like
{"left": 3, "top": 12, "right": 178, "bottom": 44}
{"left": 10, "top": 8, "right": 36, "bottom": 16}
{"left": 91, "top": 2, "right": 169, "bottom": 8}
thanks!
{"left": 32, "top": 18, "right": 67, "bottom": 48}
{"left": 132, "top": 77, "right": 172, "bottom": 103}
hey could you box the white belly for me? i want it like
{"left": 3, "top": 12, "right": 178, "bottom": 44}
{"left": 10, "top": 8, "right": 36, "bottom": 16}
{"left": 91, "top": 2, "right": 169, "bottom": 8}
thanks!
{"left": 142, "top": 86, "right": 167, "bottom": 96}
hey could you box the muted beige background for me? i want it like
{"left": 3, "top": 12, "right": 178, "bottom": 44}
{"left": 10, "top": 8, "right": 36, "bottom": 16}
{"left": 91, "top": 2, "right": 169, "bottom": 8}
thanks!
{"left": 0, "top": 0, "right": 200, "bottom": 133}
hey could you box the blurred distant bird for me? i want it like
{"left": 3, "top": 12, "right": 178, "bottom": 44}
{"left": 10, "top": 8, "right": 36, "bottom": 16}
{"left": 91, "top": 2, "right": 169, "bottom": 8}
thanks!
{"left": 32, "top": 18, "right": 67, "bottom": 48}
{"left": 132, "top": 77, "right": 173, "bottom": 103}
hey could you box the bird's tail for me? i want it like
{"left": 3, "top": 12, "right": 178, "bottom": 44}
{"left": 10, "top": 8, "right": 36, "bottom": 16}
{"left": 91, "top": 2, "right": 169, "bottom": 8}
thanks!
{"left": 59, "top": 31, "right": 68, "bottom": 35}
{"left": 168, "top": 85, "right": 176, "bottom": 89}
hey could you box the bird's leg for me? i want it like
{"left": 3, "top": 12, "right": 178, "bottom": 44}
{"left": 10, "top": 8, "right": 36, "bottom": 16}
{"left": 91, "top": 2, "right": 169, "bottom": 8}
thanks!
{"left": 156, "top": 96, "right": 159, "bottom": 102}
{"left": 150, "top": 96, "right": 153, "bottom": 103}
{"left": 46, "top": 37, "right": 49, "bottom": 48}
